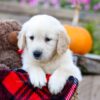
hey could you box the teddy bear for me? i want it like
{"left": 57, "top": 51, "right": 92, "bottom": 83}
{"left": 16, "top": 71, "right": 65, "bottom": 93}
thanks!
{"left": 0, "top": 20, "right": 22, "bottom": 69}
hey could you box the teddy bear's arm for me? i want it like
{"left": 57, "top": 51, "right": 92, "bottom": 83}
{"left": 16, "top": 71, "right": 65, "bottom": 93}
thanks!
{"left": 0, "top": 64, "right": 10, "bottom": 70}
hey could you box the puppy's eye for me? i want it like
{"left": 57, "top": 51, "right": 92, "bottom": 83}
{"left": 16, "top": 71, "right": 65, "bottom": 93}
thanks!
{"left": 29, "top": 36, "right": 34, "bottom": 40}
{"left": 45, "top": 37, "right": 52, "bottom": 42}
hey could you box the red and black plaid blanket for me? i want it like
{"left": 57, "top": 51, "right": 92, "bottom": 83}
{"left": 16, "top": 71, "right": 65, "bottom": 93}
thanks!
{"left": 0, "top": 68, "right": 78, "bottom": 100}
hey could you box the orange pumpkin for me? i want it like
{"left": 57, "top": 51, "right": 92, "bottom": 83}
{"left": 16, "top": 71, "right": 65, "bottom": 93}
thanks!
{"left": 64, "top": 25, "right": 93, "bottom": 55}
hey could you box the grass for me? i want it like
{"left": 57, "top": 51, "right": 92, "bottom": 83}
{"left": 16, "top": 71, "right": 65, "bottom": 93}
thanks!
{"left": 84, "top": 22, "right": 100, "bottom": 55}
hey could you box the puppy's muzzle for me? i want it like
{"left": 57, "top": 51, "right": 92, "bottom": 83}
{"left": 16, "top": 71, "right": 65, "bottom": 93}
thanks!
{"left": 33, "top": 50, "right": 42, "bottom": 59}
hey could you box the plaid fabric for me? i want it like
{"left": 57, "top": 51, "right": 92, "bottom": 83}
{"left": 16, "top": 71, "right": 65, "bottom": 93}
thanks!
{"left": 0, "top": 68, "right": 78, "bottom": 100}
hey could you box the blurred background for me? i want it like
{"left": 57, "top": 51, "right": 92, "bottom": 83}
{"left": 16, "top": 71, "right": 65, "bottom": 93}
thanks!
{"left": 0, "top": 0, "right": 100, "bottom": 100}
{"left": 0, "top": 0, "right": 100, "bottom": 55}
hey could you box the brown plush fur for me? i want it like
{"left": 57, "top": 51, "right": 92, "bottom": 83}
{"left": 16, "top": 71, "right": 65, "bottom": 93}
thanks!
{"left": 0, "top": 20, "right": 22, "bottom": 69}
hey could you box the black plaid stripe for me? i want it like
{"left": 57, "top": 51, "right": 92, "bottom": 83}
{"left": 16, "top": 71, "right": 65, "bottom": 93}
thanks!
{"left": 14, "top": 71, "right": 28, "bottom": 99}
{"left": 16, "top": 85, "right": 30, "bottom": 100}
{"left": 50, "top": 81, "right": 72, "bottom": 100}
{"left": 15, "top": 84, "right": 37, "bottom": 100}
{"left": 15, "top": 84, "right": 26, "bottom": 99}
{"left": 0, "top": 69, "right": 15, "bottom": 99}
{"left": 63, "top": 81, "right": 73, "bottom": 97}
{"left": 64, "top": 77, "right": 78, "bottom": 100}
{"left": 0, "top": 83, "right": 14, "bottom": 100}
{"left": 15, "top": 71, "right": 38, "bottom": 100}
{"left": 25, "top": 87, "right": 35, "bottom": 100}
{"left": 35, "top": 89, "right": 44, "bottom": 99}
{"left": 0, "top": 69, "right": 10, "bottom": 82}
{"left": 16, "top": 72, "right": 28, "bottom": 83}
{"left": 19, "top": 86, "right": 37, "bottom": 100}
{"left": 42, "top": 87, "right": 51, "bottom": 97}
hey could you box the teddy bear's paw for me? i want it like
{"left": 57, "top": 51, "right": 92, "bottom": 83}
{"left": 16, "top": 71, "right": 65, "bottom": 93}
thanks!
{"left": 0, "top": 64, "right": 9, "bottom": 70}
{"left": 29, "top": 69, "right": 47, "bottom": 88}
{"left": 48, "top": 71, "right": 68, "bottom": 95}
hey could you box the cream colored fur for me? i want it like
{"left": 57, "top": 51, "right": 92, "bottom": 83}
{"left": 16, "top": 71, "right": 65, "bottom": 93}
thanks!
{"left": 18, "top": 15, "right": 82, "bottom": 94}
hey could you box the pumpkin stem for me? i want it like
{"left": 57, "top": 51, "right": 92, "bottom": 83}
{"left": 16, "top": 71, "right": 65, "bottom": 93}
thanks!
{"left": 72, "top": 0, "right": 81, "bottom": 26}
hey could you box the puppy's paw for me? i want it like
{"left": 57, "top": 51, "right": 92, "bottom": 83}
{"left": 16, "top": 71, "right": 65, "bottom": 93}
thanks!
{"left": 29, "top": 68, "right": 47, "bottom": 88}
{"left": 48, "top": 71, "right": 68, "bottom": 94}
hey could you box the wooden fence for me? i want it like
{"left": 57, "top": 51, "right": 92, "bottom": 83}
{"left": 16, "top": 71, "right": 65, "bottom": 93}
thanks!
{"left": 0, "top": 1, "right": 100, "bottom": 24}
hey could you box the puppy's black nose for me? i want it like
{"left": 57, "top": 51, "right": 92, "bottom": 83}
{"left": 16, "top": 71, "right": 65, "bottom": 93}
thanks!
{"left": 33, "top": 50, "right": 42, "bottom": 59}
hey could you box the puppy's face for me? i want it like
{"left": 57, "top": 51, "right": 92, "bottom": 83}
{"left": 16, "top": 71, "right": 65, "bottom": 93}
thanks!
{"left": 18, "top": 15, "right": 70, "bottom": 62}
{"left": 26, "top": 26, "right": 58, "bottom": 62}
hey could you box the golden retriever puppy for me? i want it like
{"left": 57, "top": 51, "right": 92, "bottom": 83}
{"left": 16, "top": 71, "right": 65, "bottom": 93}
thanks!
{"left": 18, "top": 15, "right": 82, "bottom": 94}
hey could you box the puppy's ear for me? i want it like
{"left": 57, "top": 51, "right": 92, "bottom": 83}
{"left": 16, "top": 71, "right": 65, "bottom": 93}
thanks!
{"left": 57, "top": 29, "right": 70, "bottom": 55}
{"left": 17, "top": 30, "right": 26, "bottom": 50}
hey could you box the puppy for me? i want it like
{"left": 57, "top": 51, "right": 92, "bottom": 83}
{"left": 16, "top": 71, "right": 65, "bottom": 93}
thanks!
{"left": 18, "top": 15, "right": 82, "bottom": 94}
